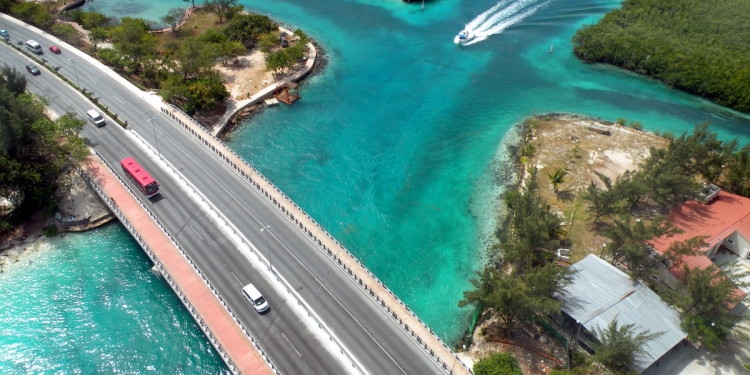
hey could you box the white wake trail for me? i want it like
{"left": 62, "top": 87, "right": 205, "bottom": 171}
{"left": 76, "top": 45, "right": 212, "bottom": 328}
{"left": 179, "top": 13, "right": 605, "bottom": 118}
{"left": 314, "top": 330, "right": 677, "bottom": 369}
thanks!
{"left": 457, "top": 0, "right": 553, "bottom": 46}
{"left": 465, "top": 0, "right": 513, "bottom": 31}
{"left": 465, "top": 1, "right": 551, "bottom": 45}
{"left": 472, "top": 0, "right": 538, "bottom": 34}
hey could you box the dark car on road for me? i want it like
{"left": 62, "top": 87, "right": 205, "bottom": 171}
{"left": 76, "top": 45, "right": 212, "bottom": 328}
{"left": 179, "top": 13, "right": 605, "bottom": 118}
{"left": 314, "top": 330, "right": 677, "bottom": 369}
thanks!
{"left": 0, "top": 30, "right": 8, "bottom": 39}
{"left": 26, "top": 64, "right": 40, "bottom": 75}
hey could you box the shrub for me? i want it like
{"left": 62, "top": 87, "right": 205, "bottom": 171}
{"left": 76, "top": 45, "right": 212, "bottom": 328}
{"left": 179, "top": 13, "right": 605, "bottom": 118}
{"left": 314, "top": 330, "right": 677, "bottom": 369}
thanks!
{"left": 473, "top": 352, "right": 523, "bottom": 375}
{"left": 42, "top": 225, "right": 58, "bottom": 237}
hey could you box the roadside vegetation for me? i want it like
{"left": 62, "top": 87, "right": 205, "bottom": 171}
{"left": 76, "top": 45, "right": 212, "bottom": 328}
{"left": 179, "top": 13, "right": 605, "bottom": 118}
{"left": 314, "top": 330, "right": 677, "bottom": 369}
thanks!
{"left": 2, "top": 0, "right": 312, "bottom": 118}
{"left": 0, "top": 66, "right": 88, "bottom": 233}
{"left": 572, "top": 0, "right": 750, "bottom": 112}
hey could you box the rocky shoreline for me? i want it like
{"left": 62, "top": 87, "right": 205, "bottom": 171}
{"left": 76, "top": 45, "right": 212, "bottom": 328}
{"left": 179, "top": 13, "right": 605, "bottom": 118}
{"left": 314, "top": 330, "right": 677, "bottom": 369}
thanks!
{"left": 0, "top": 169, "right": 114, "bottom": 271}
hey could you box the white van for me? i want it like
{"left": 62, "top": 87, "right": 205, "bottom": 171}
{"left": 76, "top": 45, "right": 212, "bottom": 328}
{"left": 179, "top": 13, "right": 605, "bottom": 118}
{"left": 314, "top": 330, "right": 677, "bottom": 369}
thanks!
{"left": 25, "top": 40, "right": 42, "bottom": 54}
{"left": 86, "top": 110, "right": 106, "bottom": 127}
{"left": 242, "top": 284, "right": 269, "bottom": 313}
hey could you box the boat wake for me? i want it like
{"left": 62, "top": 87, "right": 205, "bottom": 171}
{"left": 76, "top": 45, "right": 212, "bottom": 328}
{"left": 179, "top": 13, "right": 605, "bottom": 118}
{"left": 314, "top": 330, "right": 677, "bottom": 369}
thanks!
{"left": 455, "top": 0, "right": 552, "bottom": 46}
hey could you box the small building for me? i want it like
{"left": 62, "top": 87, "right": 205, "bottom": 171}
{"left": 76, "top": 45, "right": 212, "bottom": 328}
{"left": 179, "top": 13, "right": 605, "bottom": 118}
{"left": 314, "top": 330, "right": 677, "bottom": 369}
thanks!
{"left": 649, "top": 189, "right": 750, "bottom": 294}
{"left": 557, "top": 255, "right": 687, "bottom": 373}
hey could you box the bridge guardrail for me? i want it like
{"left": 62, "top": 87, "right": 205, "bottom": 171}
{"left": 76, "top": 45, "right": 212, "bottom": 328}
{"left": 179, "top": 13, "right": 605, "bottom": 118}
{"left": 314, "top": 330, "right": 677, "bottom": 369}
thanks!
{"left": 160, "top": 105, "right": 472, "bottom": 374}
{"left": 124, "top": 127, "right": 365, "bottom": 373}
{"left": 80, "top": 152, "right": 281, "bottom": 375}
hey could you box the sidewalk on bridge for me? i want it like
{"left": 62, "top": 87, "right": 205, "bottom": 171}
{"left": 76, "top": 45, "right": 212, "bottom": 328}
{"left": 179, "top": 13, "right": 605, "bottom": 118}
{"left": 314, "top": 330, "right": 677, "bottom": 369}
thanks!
{"left": 83, "top": 155, "right": 274, "bottom": 375}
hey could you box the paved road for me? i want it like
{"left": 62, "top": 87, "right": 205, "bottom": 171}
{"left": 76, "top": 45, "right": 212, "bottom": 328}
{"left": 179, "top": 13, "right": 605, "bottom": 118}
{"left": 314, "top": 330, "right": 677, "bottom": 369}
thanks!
{"left": 1, "top": 21, "right": 445, "bottom": 375}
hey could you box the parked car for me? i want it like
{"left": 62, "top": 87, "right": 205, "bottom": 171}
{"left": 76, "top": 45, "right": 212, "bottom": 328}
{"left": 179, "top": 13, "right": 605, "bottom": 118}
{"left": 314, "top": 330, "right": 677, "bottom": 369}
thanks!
{"left": 0, "top": 29, "right": 8, "bottom": 39}
{"left": 25, "top": 64, "right": 40, "bottom": 75}
{"left": 49, "top": 45, "right": 61, "bottom": 54}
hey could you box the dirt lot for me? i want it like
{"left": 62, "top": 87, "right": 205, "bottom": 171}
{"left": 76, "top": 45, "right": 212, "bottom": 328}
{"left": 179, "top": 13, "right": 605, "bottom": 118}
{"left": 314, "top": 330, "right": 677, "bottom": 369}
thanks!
{"left": 524, "top": 114, "right": 669, "bottom": 263}
{"left": 214, "top": 50, "right": 275, "bottom": 100}
{"left": 466, "top": 310, "right": 568, "bottom": 374}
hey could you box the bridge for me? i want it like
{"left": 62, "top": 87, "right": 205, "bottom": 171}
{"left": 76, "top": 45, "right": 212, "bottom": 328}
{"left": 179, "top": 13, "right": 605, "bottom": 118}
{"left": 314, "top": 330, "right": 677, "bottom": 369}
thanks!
{"left": 1, "top": 14, "right": 472, "bottom": 375}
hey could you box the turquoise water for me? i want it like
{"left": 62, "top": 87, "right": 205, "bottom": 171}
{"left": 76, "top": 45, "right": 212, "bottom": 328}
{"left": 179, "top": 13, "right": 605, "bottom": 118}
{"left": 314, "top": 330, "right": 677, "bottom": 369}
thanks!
{"left": 8, "top": 0, "right": 750, "bottom": 369}
{"left": 0, "top": 224, "right": 229, "bottom": 374}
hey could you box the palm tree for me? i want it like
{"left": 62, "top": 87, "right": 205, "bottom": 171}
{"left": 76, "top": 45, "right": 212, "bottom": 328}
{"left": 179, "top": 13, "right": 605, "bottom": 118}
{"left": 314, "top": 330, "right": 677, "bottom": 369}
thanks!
{"left": 592, "top": 319, "right": 664, "bottom": 372}
{"left": 548, "top": 167, "right": 568, "bottom": 192}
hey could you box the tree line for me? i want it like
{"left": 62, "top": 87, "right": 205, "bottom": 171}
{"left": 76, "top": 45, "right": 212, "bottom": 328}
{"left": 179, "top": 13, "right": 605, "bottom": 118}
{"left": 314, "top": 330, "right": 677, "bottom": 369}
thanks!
{"left": 572, "top": 0, "right": 750, "bottom": 112}
{"left": 460, "top": 169, "right": 572, "bottom": 335}
{"left": 0, "top": 66, "right": 88, "bottom": 233}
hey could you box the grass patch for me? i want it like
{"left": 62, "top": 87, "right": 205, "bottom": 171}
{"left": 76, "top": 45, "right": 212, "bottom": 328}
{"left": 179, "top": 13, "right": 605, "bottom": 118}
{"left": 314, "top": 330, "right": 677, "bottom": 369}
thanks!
{"left": 154, "top": 8, "right": 221, "bottom": 49}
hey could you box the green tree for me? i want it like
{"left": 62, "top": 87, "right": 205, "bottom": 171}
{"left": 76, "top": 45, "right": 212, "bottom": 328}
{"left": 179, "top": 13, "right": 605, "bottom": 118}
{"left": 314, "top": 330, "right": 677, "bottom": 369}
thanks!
{"left": 473, "top": 352, "right": 523, "bottom": 375}
{"left": 725, "top": 144, "right": 750, "bottom": 196}
{"left": 203, "top": 0, "right": 238, "bottom": 24}
{"left": 161, "top": 8, "right": 184, "bottom": 33}
{"left": 678, "top": 263, "right": 750, "bottom": 351}
{"left": 88, "top": 27, "right": 109, "bottom": 51}
{"left": 176, "top": 37, "right": 215, "bottom": 79}
{"left": 265, "top": 50, "right": 289, "bottom": 74}
{"left": 501, "top": 168, "right": 566, "bottom": 269}
{"left": 11, "top": 2, "right": 53, "bottom": 29}
{"left": 97, "top": 48, "right": 126, "bottom": 71}
{"left": 283, "top": 43, "right": 306, "bottom": 66}
{"left": 663, "top": 236, "right": 707, "bottom": 268}
{"left": 548, "top": 166, "right": 567, "bottom": 192}
{"left": 600, "top": 215, "right": 677, "bottom": 271}
{"left": 591, "top": 319, "right": 664, "bottom": 372}
{"left": 110, "top": 17, "right": 158, "bottom": 71}
{"left": 294, "top": 29, "right": 309, "bottom": 44}
{"left": 0, "top": 66, "right": 88, "bottom": 231}
{"left": 581, "top": 172, "right": 620, "bottom": 222}
{"left": 81, "top": 11, "right": 108, "bottom": 30}
{"left": 459, "top": 264, "right": 571, "bottom": 333}
{"left": 221, "top": 40, "right": 247, "bottom": 64}
{"left": 183, "top": 0, "right": 195, "bottom": 9}
{"left": 222, "top": 13, "right": 278, "bottom": 48}
{"left": 51, "top": 23, "right": 80, "bottom": 44}
{"left": 257, "top": 32, "right": 279, "bottom": 53}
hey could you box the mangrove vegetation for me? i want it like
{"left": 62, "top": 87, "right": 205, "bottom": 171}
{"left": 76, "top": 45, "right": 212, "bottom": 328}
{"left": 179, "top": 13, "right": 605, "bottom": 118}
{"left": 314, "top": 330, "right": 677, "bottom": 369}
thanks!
{"left": 572, "top": 0, "right": 750, "bottom": 112}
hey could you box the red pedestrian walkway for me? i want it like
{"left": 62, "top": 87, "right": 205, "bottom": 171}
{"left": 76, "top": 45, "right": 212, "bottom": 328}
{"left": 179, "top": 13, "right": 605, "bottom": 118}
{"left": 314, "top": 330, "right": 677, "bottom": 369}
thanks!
{"left": 83, "top": 155, "right": 274, "bottom": 375}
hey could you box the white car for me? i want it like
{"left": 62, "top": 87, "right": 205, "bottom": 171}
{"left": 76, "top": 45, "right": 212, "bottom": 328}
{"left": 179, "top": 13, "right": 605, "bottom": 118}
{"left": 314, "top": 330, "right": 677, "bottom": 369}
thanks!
{"left": 242, "top": 284, "right": 269, "bottom": 313}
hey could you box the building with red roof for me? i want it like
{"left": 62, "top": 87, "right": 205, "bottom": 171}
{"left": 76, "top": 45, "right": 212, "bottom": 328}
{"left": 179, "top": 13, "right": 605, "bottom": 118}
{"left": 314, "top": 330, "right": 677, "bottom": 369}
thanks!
{"left": 649, "top": 188, "right": 750, "bottom": 286}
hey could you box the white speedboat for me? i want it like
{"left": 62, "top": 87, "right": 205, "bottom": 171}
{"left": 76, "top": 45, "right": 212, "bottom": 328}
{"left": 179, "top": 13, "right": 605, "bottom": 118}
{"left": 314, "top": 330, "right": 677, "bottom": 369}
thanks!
{"left": 454, "top": 30, "right": 474, "bottom": 45}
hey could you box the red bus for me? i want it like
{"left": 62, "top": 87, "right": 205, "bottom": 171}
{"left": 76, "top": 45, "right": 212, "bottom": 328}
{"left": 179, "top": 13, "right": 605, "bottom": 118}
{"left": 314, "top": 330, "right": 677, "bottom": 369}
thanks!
{"left": 120, "top": 157, "right": 160, "bottom": 198}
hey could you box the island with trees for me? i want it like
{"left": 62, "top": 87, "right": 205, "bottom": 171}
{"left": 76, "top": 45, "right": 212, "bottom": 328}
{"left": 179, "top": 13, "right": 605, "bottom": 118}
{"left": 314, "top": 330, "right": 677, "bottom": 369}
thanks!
{"left": 462, "top": 114, "right": 750, "bottom": 374}
{"left": 572, "top": 0, "right": 750, "bottom": 112}
{"left": 2, "top": 0, "right": 315, "bottom": 126}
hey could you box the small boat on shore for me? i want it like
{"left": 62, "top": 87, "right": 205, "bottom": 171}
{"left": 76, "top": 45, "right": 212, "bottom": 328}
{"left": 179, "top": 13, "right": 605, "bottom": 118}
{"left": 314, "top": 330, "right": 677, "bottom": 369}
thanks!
{"left": 454, "top": 30, "right": 474, "bottom": 45}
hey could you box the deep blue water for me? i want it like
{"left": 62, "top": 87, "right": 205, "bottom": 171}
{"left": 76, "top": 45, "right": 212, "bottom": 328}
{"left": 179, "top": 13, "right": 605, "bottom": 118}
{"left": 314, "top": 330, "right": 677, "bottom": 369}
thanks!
{"left": 4, "top": 0, "right": 750, "bottom": 370}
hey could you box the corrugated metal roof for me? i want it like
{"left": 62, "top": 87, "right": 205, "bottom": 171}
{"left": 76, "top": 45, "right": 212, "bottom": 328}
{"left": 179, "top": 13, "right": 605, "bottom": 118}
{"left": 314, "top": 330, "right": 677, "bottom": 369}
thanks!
{"left": 560, "top": 255, "right": 686, "bottom": 373}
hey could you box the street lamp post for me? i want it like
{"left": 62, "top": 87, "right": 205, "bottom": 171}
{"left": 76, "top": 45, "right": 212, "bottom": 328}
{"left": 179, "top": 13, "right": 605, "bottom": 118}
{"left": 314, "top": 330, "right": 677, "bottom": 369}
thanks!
{"left": 147, "top": 117, "right": 161, "bottom": 158}
{"left": 68, "top": 57, "right": 80, "bottom": 89}
{"left": 260, "top": 225, "right": 271, "bottom": 271}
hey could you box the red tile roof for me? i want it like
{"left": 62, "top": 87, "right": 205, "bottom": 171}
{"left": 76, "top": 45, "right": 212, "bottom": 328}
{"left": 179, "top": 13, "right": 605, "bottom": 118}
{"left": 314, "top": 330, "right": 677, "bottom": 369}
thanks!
{"left": 668, "top": 255, "right": 714, "bottom": 279}
{"left": 650, "top": 191, "right": 750, "bottom": 256}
